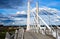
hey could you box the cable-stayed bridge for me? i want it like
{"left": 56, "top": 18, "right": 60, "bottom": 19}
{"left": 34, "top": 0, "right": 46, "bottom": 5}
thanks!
{"left": 5, "top": 1, "right": 60, "bottom": 39}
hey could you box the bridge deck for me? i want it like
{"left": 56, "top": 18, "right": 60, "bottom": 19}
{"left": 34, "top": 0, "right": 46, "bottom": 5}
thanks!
{"left": 24, "top": 31, "right": 55, "bottom": 39}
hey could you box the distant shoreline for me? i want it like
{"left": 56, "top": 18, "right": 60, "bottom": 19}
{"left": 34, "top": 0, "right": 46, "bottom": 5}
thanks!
{"left": 0, "top": 25, "right": 60, "bottom": 27}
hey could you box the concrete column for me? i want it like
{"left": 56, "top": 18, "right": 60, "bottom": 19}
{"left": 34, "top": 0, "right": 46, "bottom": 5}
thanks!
{"left": 5, "top": 32, "right": 10, "bottom": 39}
{"left": 14, "top": 30, "right": 18, "bottom": 39}
{"left": 26, "top": 1, "right": 30, "bottom": 31}
{"left": 36, "top": 2, "right": 39, "bottom": 33}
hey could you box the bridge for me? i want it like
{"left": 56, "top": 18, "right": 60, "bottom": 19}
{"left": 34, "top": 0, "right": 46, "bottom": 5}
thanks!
{"left": 5, "top": 1, "right": 60, "bottom": 39}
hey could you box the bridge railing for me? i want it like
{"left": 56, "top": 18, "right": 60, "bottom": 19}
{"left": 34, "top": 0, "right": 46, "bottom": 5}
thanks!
{"left": 14, "top": 28, "right": 24, "bottom": 39}
{"left": 5, "top": 32, "right": 11, "bottom": 39}
{"left": 31, "top": 12, "right": 60, "bottom": 39}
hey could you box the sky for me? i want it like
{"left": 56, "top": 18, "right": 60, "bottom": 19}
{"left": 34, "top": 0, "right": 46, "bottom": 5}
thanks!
{"left": 0, "top": 0, "right": 60, "bottom": 25}
{"left": 0, "top": 0, "right": 60, "bottom": 14}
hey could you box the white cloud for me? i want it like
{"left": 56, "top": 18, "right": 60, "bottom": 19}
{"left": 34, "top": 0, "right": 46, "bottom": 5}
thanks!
{"left": 31, "top": 7, "right": 36, "bottom": 13}
{"left": 12, "top": 18, "right": 27, "bottom": 25}
{"left": 16, "top": 11, "right": 26, "bottom": 14}
{"left": 12, "top": 22, "right": 15, "bottom": 24}
{"left": 16, "top": 11, "right": 20, "bottom": 14}
{"left": 21, "top": 11, "right": 26, "bottom": 14}
{"left": 31, "top": 7, "right": 60, "bottom": 14}
{"left": 13, "top": 18, "right": 22, "bottom": 20}
{"left": 54, "top": 19, "right": 59, "bottom": 22}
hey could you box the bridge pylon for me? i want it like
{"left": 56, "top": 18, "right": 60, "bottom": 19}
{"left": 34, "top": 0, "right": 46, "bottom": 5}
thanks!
{"left": 26, "top": 1, "right": 30, "bottom": 31}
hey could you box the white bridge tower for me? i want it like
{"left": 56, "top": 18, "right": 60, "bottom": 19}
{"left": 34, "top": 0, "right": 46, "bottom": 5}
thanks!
{"left": 26, "top": 1, "right": 30, "bottom": 31}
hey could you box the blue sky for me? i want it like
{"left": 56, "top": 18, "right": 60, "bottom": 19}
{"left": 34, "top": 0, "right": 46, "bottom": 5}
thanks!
{"left": 0, "top": 0, "right": 60, "bottom": 25}
{"left": 0, "top": 0, "right": 60, "bottom": 14}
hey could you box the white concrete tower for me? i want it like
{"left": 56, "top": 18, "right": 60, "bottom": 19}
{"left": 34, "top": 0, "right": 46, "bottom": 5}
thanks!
{"left": 26, "top": 0, "right": 30, "bottom": 31}
{"left": 36, "top": 2, "right": 39, "bottom": 27}
{"left": 36, "top": 2, "right": 39, "bottom": 33}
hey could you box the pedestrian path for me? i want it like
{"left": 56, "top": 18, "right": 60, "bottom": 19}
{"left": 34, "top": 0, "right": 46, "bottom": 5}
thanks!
{"left": 24, "top": 31, "right": 55, "bottom": 39}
